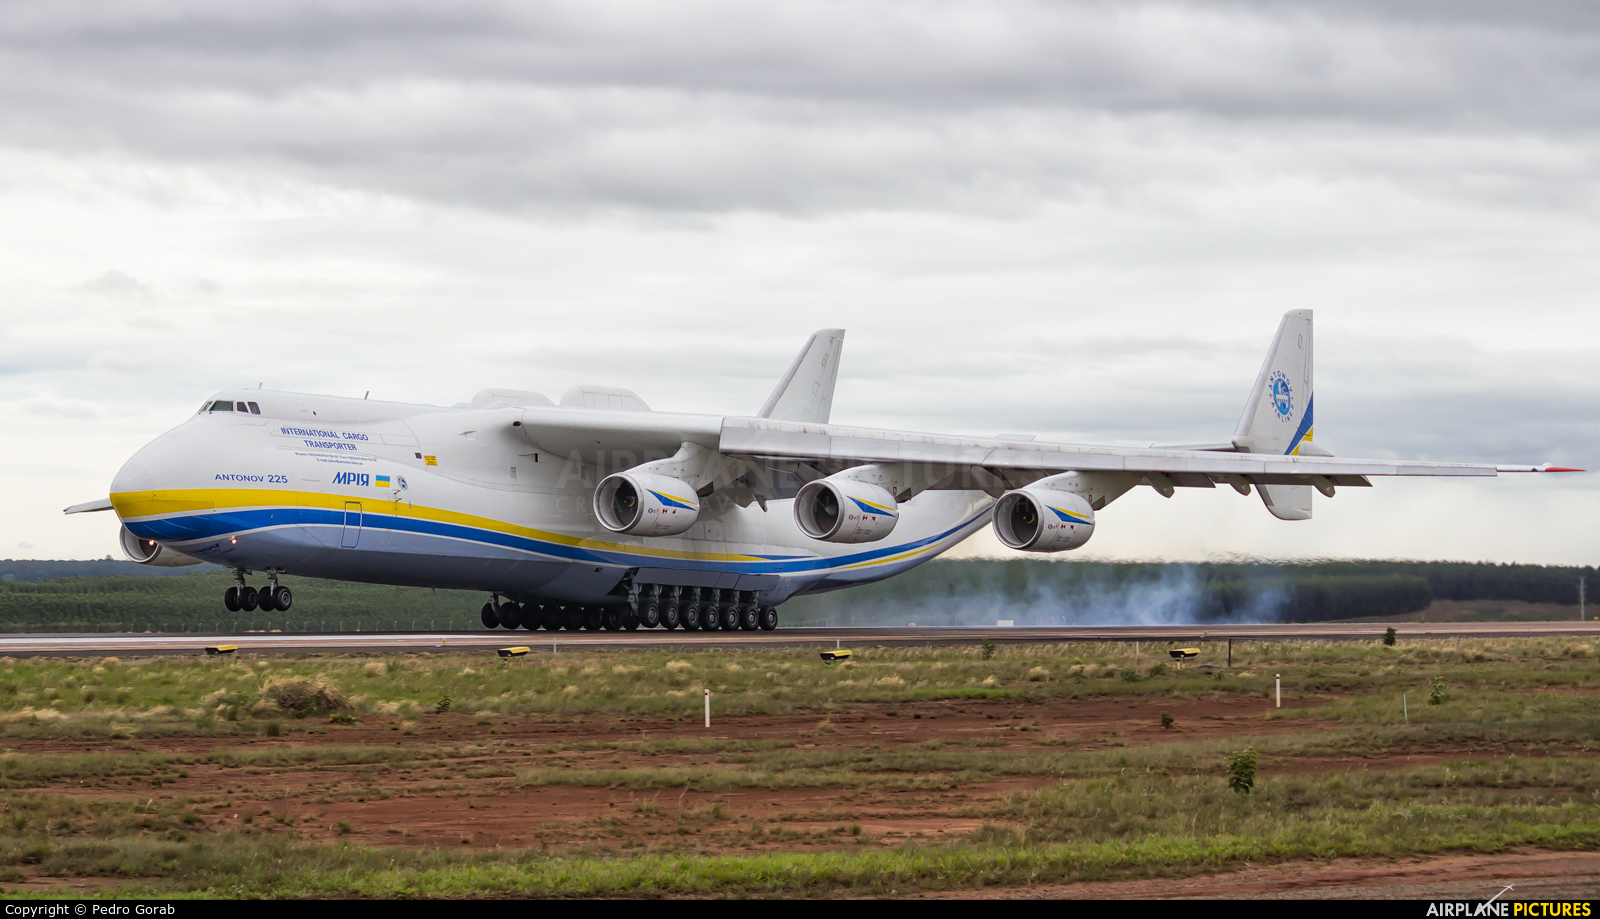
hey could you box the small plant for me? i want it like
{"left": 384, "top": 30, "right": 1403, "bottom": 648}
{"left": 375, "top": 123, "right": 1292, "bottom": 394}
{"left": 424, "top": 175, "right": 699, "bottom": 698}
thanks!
{"left": 980, "top": 639, "right": 996, "bottom": 661}
{"left": 1383, "top": 627, "right": 1397, "bottom": 647}
{"left": 335, "top": 819, "right": 352, "bottom": 835}
{"left": 1120, "top": 668, "right": 1142, "bottom": 683}
{"left": 263, "top": 720, "right": 283, "bottom": 737}
{"left": 1429, "top": 677, "right": 1446, "bottom": 706}
{"left": 1160, "top": 711, "right": 1175, "bottom": 730}
{"left": 1228, "top": 747, "right": 1258, "bottom": 795}
{"left": 328, "top": 712, "right": 356, "bottom": 725}
{"left": 434, "top": 695, "right": 451, "bottom": 715}
{"left": 1211, "top": 671, "right": 1225, "bottom": 682}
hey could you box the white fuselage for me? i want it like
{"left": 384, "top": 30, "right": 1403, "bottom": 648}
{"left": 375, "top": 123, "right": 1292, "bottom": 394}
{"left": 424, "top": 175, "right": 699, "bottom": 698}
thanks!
{"left": 109, "top": 390, "right": 994, "bottom": 607}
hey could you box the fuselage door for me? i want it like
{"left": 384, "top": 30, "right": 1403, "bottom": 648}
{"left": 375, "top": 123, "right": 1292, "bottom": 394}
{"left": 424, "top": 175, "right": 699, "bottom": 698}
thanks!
{"left": 341, "top": 502, "right": 362, "bottom": 548}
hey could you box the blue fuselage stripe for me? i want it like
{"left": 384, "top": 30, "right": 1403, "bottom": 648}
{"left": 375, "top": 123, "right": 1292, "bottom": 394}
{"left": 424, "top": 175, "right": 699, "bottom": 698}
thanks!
{"left": 123, "top": 505, "right": 990, "bottom": 576}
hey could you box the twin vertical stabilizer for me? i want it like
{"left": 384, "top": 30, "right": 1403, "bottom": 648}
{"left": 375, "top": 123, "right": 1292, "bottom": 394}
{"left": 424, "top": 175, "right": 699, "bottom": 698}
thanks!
{"left": 758, "top": 329, "right": 845, "bottom": 424}
{"left": 1234, "top": 310, "right": 1315, "bottom": 520}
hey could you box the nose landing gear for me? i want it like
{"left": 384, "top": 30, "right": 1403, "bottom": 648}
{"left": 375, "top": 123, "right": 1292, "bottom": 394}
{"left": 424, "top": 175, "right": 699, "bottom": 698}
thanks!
{"left": 223, "top": 569, "right": 292, "bottom": 613}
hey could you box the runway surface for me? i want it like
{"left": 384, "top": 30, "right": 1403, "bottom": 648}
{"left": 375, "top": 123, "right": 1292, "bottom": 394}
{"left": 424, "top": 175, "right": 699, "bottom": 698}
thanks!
{"left": 1, "top": 621, "right": 1597, "bottom": 657}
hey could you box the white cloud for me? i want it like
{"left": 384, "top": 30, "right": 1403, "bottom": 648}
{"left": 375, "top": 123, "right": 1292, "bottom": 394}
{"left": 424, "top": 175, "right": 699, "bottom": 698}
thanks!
{"left": 0, "top": 1, "right": 1593, "bottom": 562}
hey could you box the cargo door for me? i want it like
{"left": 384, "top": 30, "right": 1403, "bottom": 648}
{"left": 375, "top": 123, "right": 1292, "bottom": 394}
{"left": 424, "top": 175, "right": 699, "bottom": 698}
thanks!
{"left": 340, "top": 502, "right": 362, "bottom": 548}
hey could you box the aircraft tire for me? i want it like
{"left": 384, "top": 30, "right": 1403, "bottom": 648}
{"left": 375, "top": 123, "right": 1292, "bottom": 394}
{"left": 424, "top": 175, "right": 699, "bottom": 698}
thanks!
{"left": 497, "top": 602, "right": 520, "bottom": 629}
{"left": 759, "top": 606, "right": 777, "bottom": 631}
{"left": 739, "top": 605, "right": 759, "bottom": 631}
{"left": 275, "top": 586, "right": 293, "bottom": 612}
{"left": 541, "top": 606, "right": 561, "bottom": 630}
{"left": 643, "top": 600, "right": 661, "bottom": 629}
{"left": 603, "top": 607, "right": 622, "bottom": 631}
{"left": 224, "top": 587, "right": 241, "bottom": 612}
{"left": 681, "top": 603, "right": 700, "bottom": 630}
{"left": 723, "top": 605, "right": 742, "bottom": 631}
{"left": 481, "top": 603, "right": 499, "bottom": 628}
{"left": 240, "top": 587, "right": 259, "bottom": 613}
{"left": 662, "top": 602, "right": 681, "bottom": 630}
{"left": 257, "top": 586, "right": 279, "bottom": 612}
{"left": 701, "top": 604, "right": 719, "bottom": 631}
{"left": 564, "top": 607, "right": 584, "bottom": 631}
{"left": 583, "top": 607, "right": 603, "bottom": 631}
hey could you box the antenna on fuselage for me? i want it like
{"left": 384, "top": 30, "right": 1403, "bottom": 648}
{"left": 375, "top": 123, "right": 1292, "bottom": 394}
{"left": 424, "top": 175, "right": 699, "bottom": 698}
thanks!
{"left": 364, "top": 391, "right": 370, "bottom": 399}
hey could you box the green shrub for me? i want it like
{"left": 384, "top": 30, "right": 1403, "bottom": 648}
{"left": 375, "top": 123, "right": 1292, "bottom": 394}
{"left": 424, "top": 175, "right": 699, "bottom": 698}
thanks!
{"left": 980, "top": 639, "right": 996, "bottom": 661}
{"left": 1228, "top": 747, "right": 1258, "bottom": 795}
{"left": 1160, "top": 712, "right": 1175, "bottom": 730}
{"left": 1383, "top": 627, "right": 1397, "bottom": 647}
{"left": 1428, "top": 677, "right": 1446, "bottom": 706}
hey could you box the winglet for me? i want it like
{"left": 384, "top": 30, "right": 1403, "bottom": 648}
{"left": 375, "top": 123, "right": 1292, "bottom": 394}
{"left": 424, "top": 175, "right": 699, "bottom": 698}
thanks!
{"left": 758, "top": 329, "right": 845, "bottom": 424}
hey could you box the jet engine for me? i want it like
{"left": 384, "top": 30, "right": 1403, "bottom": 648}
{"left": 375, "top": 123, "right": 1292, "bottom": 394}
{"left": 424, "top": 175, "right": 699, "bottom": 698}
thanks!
{"left": 118, "top": 526, "right": 203, "bottom": 567}
{"left": 992, "top": 487, "right": 1095, "bottom": 552}
{"left": 594, "top": 472, "right": 700, "bottom": 537}
{"left": 795, "top": 475, "right": 899, "bottom": 543}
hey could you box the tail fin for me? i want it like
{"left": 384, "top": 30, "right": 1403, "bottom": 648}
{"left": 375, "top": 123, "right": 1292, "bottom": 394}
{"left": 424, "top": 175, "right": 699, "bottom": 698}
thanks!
{"left": 1233, "top": 310, "right": 1314, "bottom": 520}
{"left": 758, "top": 329, "right": 845, "bottom": 424}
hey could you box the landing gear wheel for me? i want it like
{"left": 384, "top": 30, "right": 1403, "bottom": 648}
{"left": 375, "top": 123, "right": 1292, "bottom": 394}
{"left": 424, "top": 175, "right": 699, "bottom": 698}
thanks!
{"left": 240, "top": 586, "right": 259, "bottom": 613}
{"left": 494, "top": 602, "right": 517, "bottom": 629}
{"left": 663, "top": 602, "right": 681, "bottom": 630}
{"left": 739, "top": 604, "right": 759, "bottom": 631}
{"left": 623, "top": 608, "right": 640, "bottom": 631}
{"left": 481, "top": 603, "right": 500, "bottom": 629}
{"left": 723, "top": 605, "right": 741, "bottom": 631}
{"left": 224, "top": 587, "right": 241, "bottom": 612}
{"left": 700, "top": 603, "right": 719, "bottom": 631}
{"left": 519, "top": 604, "right": 538, "bottom": 629}
{"left": 759, "top": 606, "right": 777, "bottom": 631}
{"left": 274, "top": 586, "right": 293, "bottom": 612}
{"left": 257, "top": 586, "right": 279, "bottom": 613}
{"left": 564, "top": 607, "right": 584, "bottom": 631}
{"left": 542, "top": 606, "right": 561, "bottom": 630}
{"left": 603, "top": 607, "right": 622, "bottom": 631}
{"left": 681, "top": 603, "right": 701, "bottom": 631}
{"left": 583, "top": 607, "right": 603, "bottom": 631}
{"left": 643, "top": 599, "right": 661, "bottom": 629}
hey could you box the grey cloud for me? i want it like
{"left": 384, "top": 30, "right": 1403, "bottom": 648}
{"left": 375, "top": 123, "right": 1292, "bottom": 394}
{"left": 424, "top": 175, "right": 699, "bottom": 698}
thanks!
{"left": 0, "top": 2, "right": 1597, "bottom": 215}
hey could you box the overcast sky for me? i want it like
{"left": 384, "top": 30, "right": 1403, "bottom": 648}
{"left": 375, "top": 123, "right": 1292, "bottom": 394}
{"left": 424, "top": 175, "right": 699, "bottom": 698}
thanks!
{"left": 2, "top": 1, "right": 1596, "bottom": 565}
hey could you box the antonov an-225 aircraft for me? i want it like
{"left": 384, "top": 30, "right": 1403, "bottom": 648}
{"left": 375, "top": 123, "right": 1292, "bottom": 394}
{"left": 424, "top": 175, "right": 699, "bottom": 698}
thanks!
{"left": 65, "top": 311, "right": 1578, "bottom": 633}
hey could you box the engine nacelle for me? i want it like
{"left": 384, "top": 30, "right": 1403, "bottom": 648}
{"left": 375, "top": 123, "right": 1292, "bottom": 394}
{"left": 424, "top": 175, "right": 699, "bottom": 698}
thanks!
{"left": 795, "top": 476, "right": 899, "bottom": 543}
{"left": 594, "top": 472, "right": 701, "bottom": 537}
{"left": 993, "top": 488, "right": 1095, "bottom": 552}
{"left": 118, "top": 526, "right": 203, "bottom": 567}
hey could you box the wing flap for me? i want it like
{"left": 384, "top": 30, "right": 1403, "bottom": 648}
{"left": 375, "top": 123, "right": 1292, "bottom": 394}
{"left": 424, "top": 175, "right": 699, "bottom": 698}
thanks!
{"left": 719, "top": 418, "right": 1497, "bottom": 479}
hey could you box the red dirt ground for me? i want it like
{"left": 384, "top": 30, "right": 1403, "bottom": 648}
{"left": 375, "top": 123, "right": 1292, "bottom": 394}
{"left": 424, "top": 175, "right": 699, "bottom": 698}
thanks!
{"left": 7, "top": 694, "right": 1591, "bottom": 896}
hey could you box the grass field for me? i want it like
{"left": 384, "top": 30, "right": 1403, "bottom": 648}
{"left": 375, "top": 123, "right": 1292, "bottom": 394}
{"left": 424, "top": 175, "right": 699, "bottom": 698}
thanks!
{"left": 0, "top": 635, "right": 1595, "bottom": 897}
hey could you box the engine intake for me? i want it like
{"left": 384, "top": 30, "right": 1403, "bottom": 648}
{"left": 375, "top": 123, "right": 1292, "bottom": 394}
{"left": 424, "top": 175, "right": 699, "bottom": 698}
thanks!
{"left": 594, "top": 472, "right": 700, "bottom": 537}
{"left": 118, "top": 526, "right": 202, "bottom": 567}
{"left": 993, "top": 488, "right": 1095, "bottom": 552}
{"left": 795, "top": 476, "right": 899, "bottom": 543}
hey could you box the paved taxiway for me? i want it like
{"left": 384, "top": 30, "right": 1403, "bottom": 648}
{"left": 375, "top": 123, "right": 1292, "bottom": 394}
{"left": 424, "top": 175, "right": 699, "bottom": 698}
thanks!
{"left": 0, "top": 621, "right": 1597, "bottom": 657}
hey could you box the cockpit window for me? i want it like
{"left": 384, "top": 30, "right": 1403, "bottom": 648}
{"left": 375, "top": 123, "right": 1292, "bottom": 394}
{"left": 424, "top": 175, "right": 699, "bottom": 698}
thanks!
{"left": 198, "top": 402, "right": 212, "bottom": 413}
{"left": 235, "top": 402, "right": 248, "bottom": 412}
{"left": 209, "top": 401, "right": 234, "bottom": 412}
{"left": 247, "top": 402, "right": 261, "bottom": 414}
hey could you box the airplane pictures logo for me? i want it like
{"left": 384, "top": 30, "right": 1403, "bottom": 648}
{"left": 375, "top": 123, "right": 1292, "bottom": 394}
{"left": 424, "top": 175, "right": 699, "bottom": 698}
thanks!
{"left": 1269, "top": 370, "right": 1294, "bottom": 421}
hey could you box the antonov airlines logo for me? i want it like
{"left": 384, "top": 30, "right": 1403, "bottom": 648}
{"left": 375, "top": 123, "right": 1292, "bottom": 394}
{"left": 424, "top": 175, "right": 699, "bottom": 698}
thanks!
{"left": 332, "top": 472, "right": 370, "bottom": 487}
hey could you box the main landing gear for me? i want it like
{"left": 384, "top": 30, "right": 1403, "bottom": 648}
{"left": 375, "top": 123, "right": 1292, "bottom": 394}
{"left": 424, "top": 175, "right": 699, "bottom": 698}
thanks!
{"left": 223, "top": 569, "right": 293, "bottom": 613}
{"left": 478, "top": 587, "right": 779, "bottom": 634}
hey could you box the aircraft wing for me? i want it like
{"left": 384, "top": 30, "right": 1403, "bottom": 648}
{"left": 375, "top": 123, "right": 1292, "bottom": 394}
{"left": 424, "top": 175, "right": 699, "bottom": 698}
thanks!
{"left": 717, "top": 416, "right": 1576, "bottom": 488}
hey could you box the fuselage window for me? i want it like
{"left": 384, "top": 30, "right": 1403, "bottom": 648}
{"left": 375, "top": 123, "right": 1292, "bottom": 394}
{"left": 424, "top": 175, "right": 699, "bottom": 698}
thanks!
{"left": 247, "top": 402, "right": 261, "bottom": 414}
{"left": 210, "top": 401, "right": 234, "bottom": 412}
